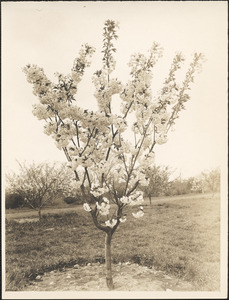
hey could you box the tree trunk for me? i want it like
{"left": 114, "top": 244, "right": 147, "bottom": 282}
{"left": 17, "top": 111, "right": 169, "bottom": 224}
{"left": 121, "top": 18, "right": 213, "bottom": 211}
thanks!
{"left": 105, "top": 231, "right": 114, "bottom": 290}
{"left": 38, "top": 208, "right": 42, "bottom": 221}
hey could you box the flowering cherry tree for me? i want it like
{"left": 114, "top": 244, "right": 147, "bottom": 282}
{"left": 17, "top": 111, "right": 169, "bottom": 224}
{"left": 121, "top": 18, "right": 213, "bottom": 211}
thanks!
{"left": 23, "top": 20, "right": 204, "bottom": 290}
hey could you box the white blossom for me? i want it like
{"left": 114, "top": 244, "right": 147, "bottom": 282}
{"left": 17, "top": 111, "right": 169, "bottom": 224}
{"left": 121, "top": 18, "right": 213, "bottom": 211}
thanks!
{"left": 83, "top": 203, "right": 92, "bottom": 212}
{"left": 105, "top": 219, "right": 117, "bottom": 228}
{"left": 120, "top": 196, "right": 130, "bottom": 205}
{"left": 119, "top": 216, "right": 127, "bottom": 223}
{"left": 132, "top": 210, "right": 144, "bottom": 218}
{"left": 96, "top": 200, "right": 110, "bottom": 216}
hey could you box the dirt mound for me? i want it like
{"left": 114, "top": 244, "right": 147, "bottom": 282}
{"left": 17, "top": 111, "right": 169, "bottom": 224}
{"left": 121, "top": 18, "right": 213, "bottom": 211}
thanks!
{"left": 24, "top": 262, "right": 195, "bottom": 291}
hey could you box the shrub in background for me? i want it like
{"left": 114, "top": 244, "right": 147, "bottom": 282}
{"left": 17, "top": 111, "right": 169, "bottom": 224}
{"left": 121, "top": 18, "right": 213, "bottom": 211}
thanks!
{"left": 63, "top": 196, "right": 78, "bottom": 205}
{"left": 5, "top": 193, "right": 24, "bottom": 209}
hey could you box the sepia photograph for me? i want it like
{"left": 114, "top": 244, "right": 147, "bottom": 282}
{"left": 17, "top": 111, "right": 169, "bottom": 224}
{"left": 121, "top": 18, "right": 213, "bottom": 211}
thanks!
{"left": 1, "top": 1, "right": 228, "bottom": 299}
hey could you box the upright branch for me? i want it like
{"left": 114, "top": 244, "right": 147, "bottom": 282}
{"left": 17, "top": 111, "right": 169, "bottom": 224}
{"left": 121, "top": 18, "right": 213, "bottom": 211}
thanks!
{"left": 166, "top": 53, "right": 205, "bottom": 132}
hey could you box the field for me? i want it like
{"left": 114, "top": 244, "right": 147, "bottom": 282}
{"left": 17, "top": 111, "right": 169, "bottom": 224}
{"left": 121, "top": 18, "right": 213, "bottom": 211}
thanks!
{"left": 5, "top": 193, "right": 220, "bottom": 291}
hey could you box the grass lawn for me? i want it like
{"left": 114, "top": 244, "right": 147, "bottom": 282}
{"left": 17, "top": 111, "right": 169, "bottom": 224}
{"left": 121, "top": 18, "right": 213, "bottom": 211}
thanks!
{"left": 5, "top": 193, "right": 220, "bottom": 291}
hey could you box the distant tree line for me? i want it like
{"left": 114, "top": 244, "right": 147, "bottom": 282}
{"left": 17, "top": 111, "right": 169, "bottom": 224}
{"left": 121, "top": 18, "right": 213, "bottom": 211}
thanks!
{"left": 139, "top": 165, "right": 220, "bottom": 203}
{"left": 5, "top": 161, "right": 220, "bottom": 213}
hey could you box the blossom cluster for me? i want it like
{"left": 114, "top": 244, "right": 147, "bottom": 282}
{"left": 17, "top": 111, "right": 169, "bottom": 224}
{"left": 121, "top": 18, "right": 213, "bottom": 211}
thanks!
{"left": 132, "top": 207, "right": 144, "bottom": 218}
{"left": 90, "top": 183, "right": 109, "bottom": 198}
{"left": 105, "top": 218, "right": 117, "bottom": 228}
{"left": 102, "top": 19, "right": 119, "bottom": 74}
{"left": 92, "top": 70, "right": 123, "bottom": 114}
{"left": 96, "top": 198, "right": 110, "bottom": 215}
{"left": 72, "top": 44, "right": 95, "bottom": 84}
{"left": 120, "top": 191, "right": 144, "bottom": 206}
{"left": 83, "top": 203, "right": 92, "bottom": 212}
{"left": 23, "top": 64, "right": 53, "bottom": 100}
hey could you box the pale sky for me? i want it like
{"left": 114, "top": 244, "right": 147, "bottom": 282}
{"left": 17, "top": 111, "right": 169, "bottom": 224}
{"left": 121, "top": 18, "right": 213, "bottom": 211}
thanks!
{"left": 2, "top": 1, "right": 228, "bottom": 180}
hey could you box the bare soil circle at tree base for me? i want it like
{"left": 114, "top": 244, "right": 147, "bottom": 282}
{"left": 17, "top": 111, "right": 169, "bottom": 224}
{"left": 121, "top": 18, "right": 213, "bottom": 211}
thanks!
{"left": 24, "top": 262, "right": 195, "bottom": 291}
